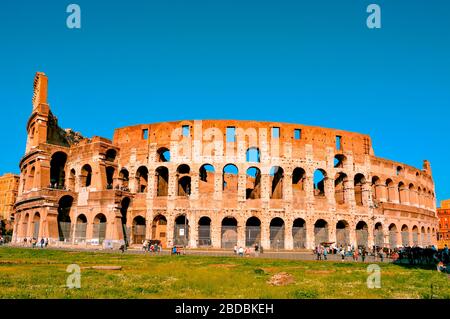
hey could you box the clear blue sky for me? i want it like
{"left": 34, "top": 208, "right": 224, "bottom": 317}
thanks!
{"left": 1, "top": 1, "right": 449, "bottom": 205}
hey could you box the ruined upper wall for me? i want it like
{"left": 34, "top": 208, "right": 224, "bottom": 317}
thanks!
{"left": 112, "top": 120, "right": 374, "bottom": 163}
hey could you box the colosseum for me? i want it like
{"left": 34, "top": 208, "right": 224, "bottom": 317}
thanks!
{"left": 12, "top": 72, "right": 439, "bottom": 250}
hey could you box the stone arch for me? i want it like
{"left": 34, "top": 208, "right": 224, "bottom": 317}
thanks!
{"left": 221, "top": 217, "right": 238, "bottom": 249}
{"left": 313, "top": 169, "right": 327, "bottom": 197}
{"left": 270, "top": 217, "right": 285, "bottom": 249}
{"left": 106, "top": 166, "right": 115, "bottom": 189}
{"left": 174, "top": 214, "right": 189, "bottom": 246}
{"left": 136, "top": 166, "right": 149, "bottom": 193}
{"left": 68, "top": 168, "right": 76, "bottom": 191}
{"left": 336, "top": 220, "right": 350, "bottom": 247}
{"left": 120, "top": 197, "right": 131, "bottom": 244}
{"left": 374, "top": 222, "right": 384, "bottom": 247}
{"left": 157, "top": 147, "right": 171, "bottom": 162}
{"left": 334, "top": 172, "right": 348, "bottom": 205}
{"left": 50, "top": 151, "right": 67, "bottom": 189}
{"left": 119, "top": 168, "right": 129, "bottom": 190}
{"left": 270, "top": 166, "right": 284, "bottom": 199}
{"left": 245, "top": 216, "right": 261, "bottom": 247}
{"left": 388, "top": 223, "right": 398, "bottom": 248}
{"left": 105, "top": 149, "right": 117, "bottom": 162}
{"left": 292, "top": 218, "right": 306, "bottom": 249}
{"left": 155, "top": 166, "right": 169, "bottom": 196}
{"left": 354, "top": 173, "right": 366, "bottom": 206}
{"left": 177, "top": 164, "right": 191, "bottom": 196}
{"left": 23, "top": 213, "right": 30, "bottom": 238}
{"left": 401, "top": 224, "right": 409, "bottom": 247}
{"left": 132, "top": 216, "right": 146, "bottom": 245}
{"left": 314, "top": 219, "right": 329, "bottom": 246}
{"left": 32, "top": 212, "right": 40, "bottom": 239}
{"left": 371, "top": 176, "right": 382, "bottom": 200}
{"left": 386, "top": 179, "right": 396, "bottom": 202}
{"left": 356, "top": 221, "right": 368, "bottom": 248}
{"left": 292, "top": 167, "right": 306, "bottom": 194}
{"left": 420, "top": 226, "right": 426, "bottom": 246}
{"left": 412, "top": 225, "right": 419, "bottom": 246}
{"left": 199, "top": 164, "right": 215, "bottom": 194}
{"left": 92, "top": 213, "right": 107, "bottom": 243}
{"left": 198, "top": 216, "right": 211, "bottom": 247}
{"left": 222, "top": 164, "right": 238, "bottom": 193}
{"left": 398, "top": 182, "right": 408, "bottom": 204}
{"left": 334, "top": 154, "right": 346, "bottom": 168}
{"left": 80, "top": 164, "right": 92, "bottom": 188}
{"left": 57, "top": 195, "right": 73, "bottom": 242}
{"left": 74, "top": 214, "right": 87, "bottom": 242}
{"left": 409, "top": 183, "right": 417, "bottom": 206}
{"left": 151, "top": 214, "right": 167, "bottom": 248}
{"left": 246, "top": 167, "right": 261, "bottom": 199}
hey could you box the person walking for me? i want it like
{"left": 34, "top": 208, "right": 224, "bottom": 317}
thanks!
{"left": 40, "top": 238, "right": 45, "bottom": 248}
{"left": 238, "top": 246, "right": 244, "bottom": 257}
{"left": 340, "top": 248, "right": 345, "bottom": 261}
{"left": 323, "top": 246, "right": 328, "bottom": 260}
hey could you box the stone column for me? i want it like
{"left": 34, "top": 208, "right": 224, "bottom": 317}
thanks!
{"left": 190, "top": 170, "right": 199, "bottom": 201}
{"left": 166, "top": 214, "right": 174, "bottom": 248}
{"left": 284, "top": 219, "right": 293, "bottom": 250}
{"left": 283, "top": 173, "right": 293, "bottom": 202}
{"left": 237, "top": 221, "right": 246, "bottom": 248}
{"left": 367, "top": 222, "right": 374, "bottom": 249}
{"left": 211, "top": 215, "right": 221, "bottom": 249}
{"left": 324, "top": 177, "right": 335, "bottom": 205}
{"left": 306, "top": 219, "right": 315, "bottom": 249}
{"left": 189, "top": 214, "right": 198, "bottom": 248}
{"left": 362, "top": 182, "right": 371, "bottom": 207}
{"left": 260, "top": 218, "right": 270, "bottom": 250}
{"left": 214, "top": 172, "right": 222, "bottom": 201}
{"left": 237, "top": 173, "right": 246, "bottom": 202}
{"left": 261, "top": 174, "right": 270, "bottom": 203}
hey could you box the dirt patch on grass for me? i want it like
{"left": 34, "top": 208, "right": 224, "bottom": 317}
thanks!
{"left": 267, "top": 272, "right": 295, "bottom": 286}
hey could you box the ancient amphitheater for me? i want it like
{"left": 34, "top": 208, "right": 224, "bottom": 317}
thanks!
{"left": 12, "top": 73, "right": 439, "bottom": 250}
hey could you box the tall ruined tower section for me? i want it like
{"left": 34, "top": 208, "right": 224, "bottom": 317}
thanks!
{"left": 25, "top": 72, "right": 50, "bottom": 153}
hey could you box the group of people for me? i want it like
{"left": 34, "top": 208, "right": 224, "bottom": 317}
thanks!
{"left": 142, "top": 240, "right": 162, "bottom": 253}
{"left": 314, "top": 244, "right": 371, "bottom": 262}
{"left": 22, "top": 237, "right": 48, "bottom": 248}
{"left": 233, "top": 244, "right": 263, "bottom": 257}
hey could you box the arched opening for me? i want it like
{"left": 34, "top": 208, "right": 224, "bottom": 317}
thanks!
{"left": 106, "top": 166, "right": 115, "bottom": 189}
{"left": 155, "top": 166, "right": 169, "bottom": 196}
{"left": 57, "top": 195, "right": 73, "bottom": 242}
{"left": 356, "top": 221, "right": 368, "bottom": 248}
{"left": 222, "top": 164, "right": 238, "bottom": 194}
{"left": 270, "top": 217, "right": 285, "bottom": 249}
{"left": 374, "top": 223, "right": 384, "bottom": 247}
{"left": 68, "top": 169, "right": 76, "bottom": 191}
{"left": 401, "top": 224, "right": 409, "bottom": 247}
{"left": 93, "top": 214, "right": 107, "bottom": 244}
{"left": 398, "top": 182, "right": 407, "bottom": 204}
{"left": 389, "top": 224, "right": 398, "bottom": 248}
{"left": 136, "top": 166, "right": 148, "bottom": 193}
{"left": 386, "top": 179, "right": 396, "bottom": 202}
{"left": 157, "top": 147, "right": 171, "bottom": 162}
{"left": 105, "top": 149, "right": 117, "bottom": 162}
{"left": 334, "top": 154, "right": 346, "bottom": 168}
{"left": 292, "top": 218, "right": 306, "bottom": 249}
{"left": 371, "top": 176, "right": 381, "bottom": 200}
{"left": 420, "top": 226, "right": 426, "bottom": 246}
{"left": 119, "top": 168, "right": 129, "bottom": 191}
{"left": 132, "top": 216, "right": 146, "bottom": 245}
{"left": 80, "top": 164, "right": 92, "bottom": 188}
{"left": 32, "top": 213, "right": 40, "bottom": 239}
{"left": 396, "top": 166, "right": 403, "bottom": 176}
{"left": 270, "top": 166, "right": 284, "bottom": 199}
{"left": 177, "top": 164, "right": 191, "bottom": 196}
{"left": 246, "top": 147, "right": 260, "bottom": 163}
{"left": 174, "top": 215, "right": 189, "bottom": 246}
{"left": 74, "top": 214, "right": 87, "bottom": 242}
{"left": 313, "top": 169, "right": 326, "bottom": 197}
{"left": 199, "top": 164, "right": 215, "bottom": 194}
{"left": 292, "top": 167, "right": 306, "bottom": 201}
{"left": 354, "top": 174, "right": 365, "bottom": 206}
{"left": 120, "top": 197, "right": 131, "bottom": 245}
{"left": 409, "top": 184, "right": 417, "bottom": 206}
{"left": 245, "top": 216, "right": 261, "bottom": 247}
{"left": 334, "top": 172, "right": 348, "bottom": 205}
{"left": 198, "top": 216, "right": 211, "bottom": 247}
{"left": 314, "top": 219, "right": 329, "bottom": 246}
{"left": 151, "top": 214, "right": 167, "bottom": 248}
{"left": 246, "top": 167, "right": 261, "bottom": 199}
{"left": 336, "top": 220, "right": 350, "bottom": 247}
{"left": 412, "top": 226, "right": 419, "bottom": 246}
{"left": 427, "top": 227, "right": 431, "bottom": 246}
{"left": 50, "top": 152, "right": 67, "bottom": 189}
{"left": 221, "top": 217, "right": 238, "bottom": 249}
{"left": 22, "top": 213, "right": 29, "bottom": 238}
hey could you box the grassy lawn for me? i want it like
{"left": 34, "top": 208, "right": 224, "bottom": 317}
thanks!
{"left": 0, "top": 247, "right": 448, "bottom": 299}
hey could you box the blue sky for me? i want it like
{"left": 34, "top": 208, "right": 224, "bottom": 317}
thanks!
{"left": 0, "top": 1, "right": 449, "bottom": 205}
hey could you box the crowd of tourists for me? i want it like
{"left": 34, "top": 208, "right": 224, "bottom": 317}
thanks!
{"left": 20, "top": 237, "right": 49, "bottom": 248}
{"left": 142, "top": 240, "right": 162, "bottom": 253}
{"left": 315, "top": 244, "right": 370, "bottom": 262}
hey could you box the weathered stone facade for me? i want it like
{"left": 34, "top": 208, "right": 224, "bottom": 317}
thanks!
{"left": 12, "top": 72, "right": 439, "bottom": 250}
{"left": 437, "top": 200, "right": 450, "bottom": 248}
{"left": 0, "top": 173, "right": 20, "bottom": 231}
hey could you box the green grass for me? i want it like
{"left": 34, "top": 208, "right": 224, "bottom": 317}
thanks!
{"left": 0, "top": 247, "right": 448, "bottom": 299}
